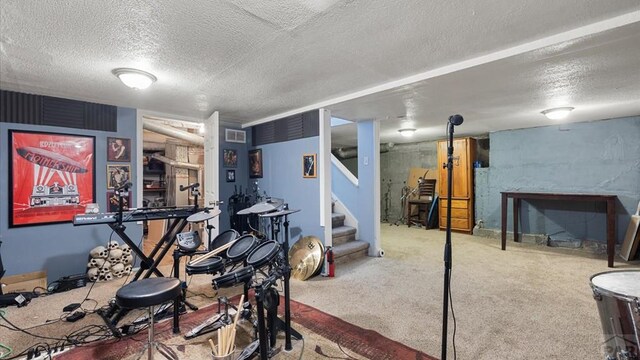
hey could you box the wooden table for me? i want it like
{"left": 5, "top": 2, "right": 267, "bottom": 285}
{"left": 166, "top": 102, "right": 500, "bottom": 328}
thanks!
{"left": 501, "top": 192, "right": 618, "bottom": 267}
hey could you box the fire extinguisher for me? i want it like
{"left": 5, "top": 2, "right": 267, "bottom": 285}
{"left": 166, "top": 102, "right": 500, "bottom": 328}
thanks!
{"left": 326, "top": 246, "right": 335, "bottom": 277}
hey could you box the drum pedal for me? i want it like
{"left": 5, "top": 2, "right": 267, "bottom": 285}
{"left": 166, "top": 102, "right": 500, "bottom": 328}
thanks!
{"left": 183, "top": 309, "right": 236, "bottom": 339}
{"left": 237, "top": 340, "right": 260, "bottom": 360}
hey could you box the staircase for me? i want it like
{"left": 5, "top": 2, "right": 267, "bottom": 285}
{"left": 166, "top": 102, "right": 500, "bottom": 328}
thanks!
{"left": 331, "top": 212, "right": 369, "bottom": 264}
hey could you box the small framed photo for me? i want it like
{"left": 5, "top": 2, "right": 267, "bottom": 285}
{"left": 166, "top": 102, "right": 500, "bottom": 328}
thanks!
{"left": 303, "top": 154, "right": 317, "bottom": 178}
{"left": 249, "top": 149, "right": 263, "bottom": 178}
{"left": 226, "top": 170, "right": 236, "bottom": 182}
{"left": 107, "top": 164, "right": 131, "bottom": 189}
{"left": 107, "top": 191, "right": 132, "bottom": 212}
{"left": 223, "top": 149, "right": 238, "bottom": 168}
{"left": 107, "top": 137, "right": 131, "bottom": 162}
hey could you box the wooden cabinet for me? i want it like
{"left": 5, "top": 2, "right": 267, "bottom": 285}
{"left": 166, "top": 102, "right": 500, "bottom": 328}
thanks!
{"left": 437, "top": 137, "right": 476, "bottom": 233}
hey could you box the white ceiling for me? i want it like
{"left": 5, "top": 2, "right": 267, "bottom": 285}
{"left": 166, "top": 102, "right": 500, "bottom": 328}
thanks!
{"left": 1, "top": 1, "right": 639, "bottom": 145}
{"left": 331, "top": 20, "right": 640, "bottom": 147}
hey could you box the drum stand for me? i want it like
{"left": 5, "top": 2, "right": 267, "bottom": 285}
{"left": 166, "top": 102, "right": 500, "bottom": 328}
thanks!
{"left": 393, "top": 182, "right": 413, "bottom": 226}
{"left": 261, "top": 210, "right": 302, "bottom": 355}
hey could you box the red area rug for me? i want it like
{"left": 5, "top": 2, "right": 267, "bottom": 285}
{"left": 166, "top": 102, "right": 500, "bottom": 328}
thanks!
{"left": 58, "top": 297, "right": 436, "bottom": 360}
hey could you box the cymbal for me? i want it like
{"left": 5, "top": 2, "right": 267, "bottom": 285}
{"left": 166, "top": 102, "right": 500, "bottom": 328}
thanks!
{"left": 289, "top": 236, "right": 324, "bottom": 281}
{"left": 237, "top": 198, "right": 284, "bottom": 215}
{"left": 259, "top": 208, "right": 300, "bottom": 218}
{"left": 187, "top": 208, "right": 221, "bottom": 222}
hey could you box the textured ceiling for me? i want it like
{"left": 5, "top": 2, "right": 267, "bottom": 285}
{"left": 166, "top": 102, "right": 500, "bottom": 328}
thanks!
{"left": 330, "top": 21, "right": 640, "bottom": 147}
{"left": 1, "top": 0, "right": 639, "bottom": 134}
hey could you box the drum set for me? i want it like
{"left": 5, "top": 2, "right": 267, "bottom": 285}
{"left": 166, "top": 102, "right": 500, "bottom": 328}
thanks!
{"left": 590, "top": 270, "right": 640, "bottom": 360}
{"left": 175, "top": 196, "right": 303, "bottom": 360}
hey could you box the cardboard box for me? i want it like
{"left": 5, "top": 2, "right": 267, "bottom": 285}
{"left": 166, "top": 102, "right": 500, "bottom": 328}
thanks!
{"left": 1, "top": 270, "right": 47, "bottom": 293}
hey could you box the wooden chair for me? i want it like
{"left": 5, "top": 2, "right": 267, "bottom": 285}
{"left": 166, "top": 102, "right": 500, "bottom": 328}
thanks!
{"left": 407, "top": 179, "right": 436, "bottom": 229}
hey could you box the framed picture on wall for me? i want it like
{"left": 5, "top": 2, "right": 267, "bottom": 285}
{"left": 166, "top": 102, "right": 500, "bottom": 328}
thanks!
{"left": 107, "top": 190, "right": 132, "bottom": 212}
{"left": 226, "top": 170, "right": 236, "bottom": 182}
{"left": 8, "top": 130, "right": 96, "bottom": 227}
{"left": 303, "top": 154, "right": 317, "bottom": 178}
{"left": 223, "top": 149, "right": 237, "bottom": 168}
{"left": 107, "top": 137, "right": 131, "bottom": 162}
{"left": 107, "top": 164, "right": 131, "bottom": 189}
{"left": 249, "top": 149, "right": 263, "bottom": 178}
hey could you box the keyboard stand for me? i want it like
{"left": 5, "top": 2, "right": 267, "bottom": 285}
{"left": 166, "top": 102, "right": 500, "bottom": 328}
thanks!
{"left": 99, "top": 216, "right": 190, "bottom": 335}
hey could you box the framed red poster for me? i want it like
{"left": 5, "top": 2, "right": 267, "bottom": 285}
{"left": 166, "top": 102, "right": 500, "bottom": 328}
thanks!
{"left": 9, "top": 130, "right": 96, "bottom": 227}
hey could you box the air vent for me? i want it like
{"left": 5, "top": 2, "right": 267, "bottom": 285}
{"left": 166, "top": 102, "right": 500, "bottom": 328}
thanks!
{"left": 225, "top": 128, "right": 247, "bottom": 143}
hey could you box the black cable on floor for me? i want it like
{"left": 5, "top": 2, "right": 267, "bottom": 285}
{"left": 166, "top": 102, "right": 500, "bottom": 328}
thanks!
{"left": 449, "top": 269, "right": 457, "bottom": 360}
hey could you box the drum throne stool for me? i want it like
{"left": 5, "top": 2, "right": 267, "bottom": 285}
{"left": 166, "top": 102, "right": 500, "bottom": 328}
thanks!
{"left": 116, "top": 277, "right": 182, "bottom": 360}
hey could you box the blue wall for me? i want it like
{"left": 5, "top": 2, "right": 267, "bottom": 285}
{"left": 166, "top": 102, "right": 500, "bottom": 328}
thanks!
{"left": 330, "top": 121, "right": 379, "bottom": 253}
{"left": 475, "top": 116, "right": 640, "bottom": 244}
{"left": 0, "top": 107, "right": 142, "bottom": 282}
{"left": 251, "top": 136, "right": 323, "bottom": 244}
{"left": 356, "top": 120, "right": 379, "bottom": 253}
{"left": 218, "top": 123, "right": 249, "bottom": 232}
{"left": 331, "top": 161, "right": 359, "bottom": 216}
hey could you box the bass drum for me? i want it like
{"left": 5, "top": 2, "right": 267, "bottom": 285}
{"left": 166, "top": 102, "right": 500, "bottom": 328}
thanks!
{"left": 590, "top": 270, "right": 640, "bottom": 360}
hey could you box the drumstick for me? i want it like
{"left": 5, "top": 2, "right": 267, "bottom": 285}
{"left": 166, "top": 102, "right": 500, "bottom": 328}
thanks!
{"left": 226, "top": 325, "right": 233, "bottom": 355}
{"left": 209, "top": 338, "right": 217, "bottom": 356}
{"left": 233, "top": 295, "right": 244, "bottom": 328}
{"left": 218, "top": 326, "right": 222, "bottom": 356}
{"left": 190, "top": 239, "right": 238, "bottom": 265}
{"left": 229, "top": 327, "right": 237, "bottom": 355}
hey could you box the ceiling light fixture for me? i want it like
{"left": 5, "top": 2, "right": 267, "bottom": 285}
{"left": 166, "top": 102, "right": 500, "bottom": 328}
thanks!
{"left": 541, "top": 107, "right": 574, "bottom": 120}
{"left": 398, "top": 128, "right": 416, "bottom": 137}
{"left": 112, "top": 68, "right": 157, "bottom": 90}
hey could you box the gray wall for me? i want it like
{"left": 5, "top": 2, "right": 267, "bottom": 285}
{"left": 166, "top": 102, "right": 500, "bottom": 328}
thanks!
{"left": 476, "top": 116, "right": 640, "bottom": 244}
{"left": 340, "top": 157, "right": 358, "bottom": 177}
{"left": 1, "top": 107, "right": 142, "bottom": 282}
{"left": 380, "top": 141, "right": 439, "bottom": 222}
{"left": 218, "top": 123, "right": 249, "bottom": 232}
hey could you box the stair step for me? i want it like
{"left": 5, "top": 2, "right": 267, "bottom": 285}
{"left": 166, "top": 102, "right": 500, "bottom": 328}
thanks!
{"left": 333, "top": 240, "right": 369, "bottom": 264}
{"left": 332, "top": 226, "right": 356, "bottom": 246}
{"left": 332, "top": 213, "right": 346, "bottom": 227}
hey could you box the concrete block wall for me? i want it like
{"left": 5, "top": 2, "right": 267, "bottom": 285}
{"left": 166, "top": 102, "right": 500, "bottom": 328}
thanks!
{"left": 380, "top": 141, "right": 439, "bottom": 223}
{"left": 475, "top": 116, "right": 640, "bottom": 245}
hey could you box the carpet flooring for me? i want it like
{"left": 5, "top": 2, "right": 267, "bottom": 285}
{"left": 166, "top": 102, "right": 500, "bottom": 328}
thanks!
{"left": 293, "top": 225, "right": 640, "bottom": 360}
{"left": 52, "top": 296, "right": 434, "bottom": 360}
{"left": 2, "top": 225, "right": 639, "bottom": 360}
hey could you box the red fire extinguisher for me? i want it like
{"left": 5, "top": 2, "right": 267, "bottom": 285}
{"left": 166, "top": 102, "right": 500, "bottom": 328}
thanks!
{"left": 326, "top": 246, "right": 335, "bottom": 277}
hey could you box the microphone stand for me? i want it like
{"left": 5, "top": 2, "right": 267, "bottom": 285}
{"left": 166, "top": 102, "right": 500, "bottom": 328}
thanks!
{"left": 441, "top": 120, "right": 456, "bottom": 360}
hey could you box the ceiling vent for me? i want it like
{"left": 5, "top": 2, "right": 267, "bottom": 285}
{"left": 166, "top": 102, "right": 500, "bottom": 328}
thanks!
{"left": 225, "top": 128, "right": 246, "bottom": 143}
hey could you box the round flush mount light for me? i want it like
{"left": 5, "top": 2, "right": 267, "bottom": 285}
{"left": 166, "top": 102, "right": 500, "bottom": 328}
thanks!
{"left": 398, "top": 128, "right": 416, "bottom": 137}
{"left": 541, "top": 107, "right": 574, "bottom": 120}
{"left": 112, "top": 68, "right": 157, "bottom": 90}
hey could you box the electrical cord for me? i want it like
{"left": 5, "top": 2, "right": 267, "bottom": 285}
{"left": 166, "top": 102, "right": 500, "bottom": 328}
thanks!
{"left": 298, "top": 336, "right": 304, "bottom": 360}
{"left": 0, "top": 310, "right": 12, "bottom": 359}
{"left": 449, "top": 269, "right": 457, "bottom": 360}
{"left": 0, "top": 311, "right": 113, "bottom": 351}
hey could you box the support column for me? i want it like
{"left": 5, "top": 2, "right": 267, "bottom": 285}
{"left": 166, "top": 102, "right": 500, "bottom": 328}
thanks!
{"left": 319, "top": 108, "right": 332, "bottom": 246}
{"left": 357, "top": 120, "right": 381, "bottom": 256}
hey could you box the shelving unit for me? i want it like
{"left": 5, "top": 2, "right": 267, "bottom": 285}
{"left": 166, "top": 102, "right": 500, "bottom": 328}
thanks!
{"left": 142, "top": 151, "right": 166, "bottom": 208}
